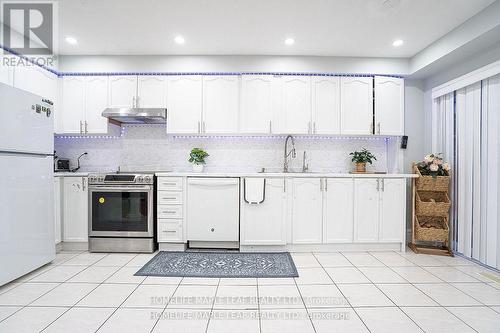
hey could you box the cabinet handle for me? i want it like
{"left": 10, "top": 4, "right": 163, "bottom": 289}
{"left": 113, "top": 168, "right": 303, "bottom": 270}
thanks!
{"left": 132, "top": 96, "right": 136, "bottom": 108}
{"left": 162, "top": 182, "right": 177, "bottom": 186}
{"left": 325, "top": 178, "right": 328, "bottom": 191}
{"left": 162, "top": 197, "right": 177, "bottom": 200}
{"left": 82, "top": 178, "right": 86, "bottom": 191}
{"left": 136, "top": 95, "right": 139, "bottom": 108}
{"left": 376, "top": 179, "right": 380, "bottom": 191}
{"left": 197, "top": 121, "right": 200, "bottom": 133}
{"left": 162, "top": 230, "right": 176, "bottom": 233}
{"left": 162, "top": 211, "right": 177, "bottom": 214}
{"left": 377, "top": 122, "right": 381, "bottom": 134}
{"left": 85, "top": 121, "right": 88, "bottom": 134}
{"left": 313, "top": 122, "right": 317, "bottom": 134}
{"left": 308, "top": 121, "right": 311, "bottom": 134}
{"left": 381, "top": 179, "right": 385, "bottom": 191}
{"left": 79, "top": 120, "right": 83, "bottom": 134}
{"left": 269, "top": 120, "right": 272, "bottom": 134}
{"left": 283, "top": 179, "right": 286, "bottom": 192}
{"left": 320, "top": 178, "right": 323, "bottom": 191}
{"left": 203, "top": 121, "right": 206, "bottom": 133}
{"left": 370, "top": 122, "right": 374, "bottom": 134}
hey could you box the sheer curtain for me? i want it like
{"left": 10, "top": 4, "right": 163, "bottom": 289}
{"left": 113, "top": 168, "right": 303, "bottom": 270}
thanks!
{"left": 433, "top": 74, "right": 500, "bottom": 269}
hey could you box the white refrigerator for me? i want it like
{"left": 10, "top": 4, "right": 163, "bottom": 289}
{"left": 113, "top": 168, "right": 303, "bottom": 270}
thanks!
{"left": 0, "top": 83, "right": 55, "bottom": 285}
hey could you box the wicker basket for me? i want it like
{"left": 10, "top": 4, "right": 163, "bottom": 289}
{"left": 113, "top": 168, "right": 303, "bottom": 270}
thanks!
{"left": 414, "top": 216, "right": 449, "bottom": 242}
{"left": 416, "top": 191, "right": 451, "bottom": 217}
{"left": 414, "top": 166, "right": 450, "bottom": 192}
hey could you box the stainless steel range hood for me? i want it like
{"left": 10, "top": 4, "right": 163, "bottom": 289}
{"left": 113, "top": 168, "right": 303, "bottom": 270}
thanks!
{"left": 102, "top": 108, "right": 167, "bottom": 125}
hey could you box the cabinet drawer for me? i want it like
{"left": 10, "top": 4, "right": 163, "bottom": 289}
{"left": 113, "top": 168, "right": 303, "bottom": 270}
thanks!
{"left": 158, "top": 220, "right": 182, "bottom": 242}
{"left": 157, "top": 191, "right": 183, "bottom": 205}
{"left": 157, "top": 177, "right": 183, "bottom": 191}
{"left": 157, "top": 205, "right": 183, "bottom": 218}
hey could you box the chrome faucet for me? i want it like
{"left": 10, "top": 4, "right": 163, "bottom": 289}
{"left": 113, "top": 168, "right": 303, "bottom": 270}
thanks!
{"left": 302, "top": 151, "right": 309, "bottom": 172}
{"left": 283, "top": 135, "right": 296, "bottom": 173}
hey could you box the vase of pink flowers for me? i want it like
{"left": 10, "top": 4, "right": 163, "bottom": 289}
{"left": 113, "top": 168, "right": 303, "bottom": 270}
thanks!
{"left": 414, "top": 153, "right": 451, "bottom": 191}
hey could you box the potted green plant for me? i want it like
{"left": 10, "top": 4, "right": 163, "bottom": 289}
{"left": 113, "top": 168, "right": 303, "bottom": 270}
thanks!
{"left": 188, "top": 148, "right": 209, "bottom": 172}
{"left": 349, "top": 148, "right": 377, "bottom": 173}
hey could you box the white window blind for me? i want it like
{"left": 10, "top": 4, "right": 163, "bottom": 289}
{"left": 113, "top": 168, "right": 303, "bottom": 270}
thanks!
{"left": 433, "top": 74, "right": 500, "bottom": 269}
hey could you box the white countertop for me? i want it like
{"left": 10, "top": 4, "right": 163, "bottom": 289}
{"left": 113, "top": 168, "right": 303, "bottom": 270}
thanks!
{"left": 54, "top": 172, "right": 90, "bottom": 177}
{"left": 155, "top": 171, "right": 417, "bottom": 178}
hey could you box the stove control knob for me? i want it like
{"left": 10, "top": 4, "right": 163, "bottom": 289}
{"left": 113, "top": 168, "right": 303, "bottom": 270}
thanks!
{"left": 144, "top": 176, "right": 151, "bottom": 183}
{"left": 98, "top": 176, "right": 104, "bottom": 182}
{"left": 137, "top": 176, "right": 144, "bottom": 183}
{"left": 89, "top": 176, "right": 96, "bottom": 182}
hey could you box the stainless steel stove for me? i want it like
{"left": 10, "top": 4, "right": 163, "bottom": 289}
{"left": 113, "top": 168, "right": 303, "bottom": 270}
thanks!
{"left": 88, "top": 173, "right": 156, "bottom": 253}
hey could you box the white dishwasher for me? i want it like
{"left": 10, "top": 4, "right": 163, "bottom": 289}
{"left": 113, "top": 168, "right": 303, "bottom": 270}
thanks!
{"left": 186, "top": 177, "right": 240, "bottom": 248}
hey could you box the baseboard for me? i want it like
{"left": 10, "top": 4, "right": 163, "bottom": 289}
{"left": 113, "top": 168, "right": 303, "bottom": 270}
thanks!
{"left": 159, "top": 243, "right": 187, "bottom": 251}
{"left": 241, "top": 243, "right": 403, "bottom": 253}
{"left": 61, "top": 242, "right": 88, "bottom": 251}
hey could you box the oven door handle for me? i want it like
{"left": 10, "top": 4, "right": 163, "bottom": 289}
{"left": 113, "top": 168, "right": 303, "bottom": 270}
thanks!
{"left": 89, "top": 185, "right": 153, "bottom": 191}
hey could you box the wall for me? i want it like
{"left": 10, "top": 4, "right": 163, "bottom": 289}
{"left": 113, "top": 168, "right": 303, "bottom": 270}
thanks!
{"left": 59, "top": 55, "right": 409, "bottom": 75}
{"left": 55, "top": 125, "right": 394, "bottom": 173}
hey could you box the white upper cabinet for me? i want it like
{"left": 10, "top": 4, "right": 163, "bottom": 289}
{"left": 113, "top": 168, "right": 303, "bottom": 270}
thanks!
{"left": 374, "top": 76, "right": 404, "bottom": 135}
{"left": 202, "top": 75, "right": 239, "bottom": 133}
{"left": 353, "top": 178, "right": 379, "bottom": 242}
{"left": 277, "top": 76, "right": 311, "bottom": 134}
{"left": 59, "top": 76, "right": 109, "bottom": 134}
{"left": 341, "top": 77, "right": 373, "bottom": 135}
{"left": 137, "top": 76, "right": 167, "bottom": 108}
{"left": 0, "top": 55, "right": 14, "bottom": 86}
{"left": 13, "top": 64, "right": 58, "bottom": 101}
{"left": 85, "top": 76, "right": 109, "bottom": 134}
{"left": 240, "top": 178, "right": 287, "bottom": 245}
{"left": 312, "top": 77, "right": 341, "bottom": 134}
{"left": 60, "top": 76, "right": 86, "bottom": 134}
{"left": 108, "top": 75, "right": 138, "bottom": 108}
{"left": 166, "top": 76, "right": 202, "bottom": 134}
{"left": 379, "top": 178, "right": 405, "bottom": 242}
{"left": 292, "top": 178, "right": 322, "bottom": 244}
{"left": 239, "top": 75, "right": 276, "bottom": 134}
{"left": 323, "top": 178, "right": 354, "bottom": 243}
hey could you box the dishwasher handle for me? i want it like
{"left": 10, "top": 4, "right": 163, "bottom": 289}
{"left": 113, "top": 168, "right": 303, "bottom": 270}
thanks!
{"left": 187, "top": 178, "right": 239, "bottom": 187}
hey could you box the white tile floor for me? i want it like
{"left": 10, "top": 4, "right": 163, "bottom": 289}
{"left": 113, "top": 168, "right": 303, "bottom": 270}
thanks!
{"left": 0, "top": 250, "right": 499, "bottom": 332}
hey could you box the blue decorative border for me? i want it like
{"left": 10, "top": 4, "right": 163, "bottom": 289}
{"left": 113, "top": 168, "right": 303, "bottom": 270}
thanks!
{"left": 1, "top": 45, "right": 404, "bottom": 78}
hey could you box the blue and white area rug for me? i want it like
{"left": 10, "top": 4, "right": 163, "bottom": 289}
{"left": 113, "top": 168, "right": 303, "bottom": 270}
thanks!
{"left": 135, "top": 251, "right": 298, "bottom": 278}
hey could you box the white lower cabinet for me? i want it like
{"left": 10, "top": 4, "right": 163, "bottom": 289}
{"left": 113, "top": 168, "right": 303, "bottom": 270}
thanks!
{"left": 62, "top": 177, "right": 88, "bottom": 242}
{"left": 156, "top": 177, "right": 185, "bottom": 243}
{"left": 323, "top": 178, "right": 354, "bottom": 243}
{"left": 54, "top": 177, "right": 62, "bottom": 244}
{"left": 292, "top": 178, "right": 323, "bottom": 244}
{"left": 379, "top": 179, "right": 406, "bottom": 242}
{"left": 353, "top": 178, "right": 406, "bottom": 244}
{"left": 240, "top": 178, "right": 287, "bottom": 245}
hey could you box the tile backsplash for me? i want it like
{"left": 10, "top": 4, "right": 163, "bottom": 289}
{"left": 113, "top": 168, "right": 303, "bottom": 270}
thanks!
{"left": 55, "top": 125, "right": 399, "bottom": 173}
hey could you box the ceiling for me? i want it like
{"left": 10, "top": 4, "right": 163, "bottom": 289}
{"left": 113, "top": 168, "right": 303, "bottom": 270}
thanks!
{"left": 58, "top": 0, "right": 495, "bottom": 57}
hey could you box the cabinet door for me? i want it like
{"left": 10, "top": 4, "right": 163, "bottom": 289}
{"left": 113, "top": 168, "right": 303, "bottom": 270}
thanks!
{"left": 379, "top": 178, "right": 405, "bottom": 242}
{"left": 375, "top": 76, "right": 404, "bottom": 135}
{"left": 323, "top": 178, "right": 353, "bottom": 243}
{"left": 60, "top": 77, "right": 86, "bottom": 134}
{"left": 137, "top": 76, "right": 167, "bottom": 107}
{"left": 108, "top": 76, "right": 137, "bottom": 108}
{"left": 85, "top": 76, "right": 109, "bottom": 134}
{"left": 202, "top": 75, "right": 239, "bottom": 133}
{"left": 54, "top": 177, "right": 62, "bottom": 244}
{"left": 240, "top": 75, "right": 275, "bottom": 133}
{"left": 63, "top": 177, "right": 89, "bottom": 242}
{"left": 353, "top": 178, "right": 379, "bottom": 242}
{"left": 341, "top": 77, "right": 373, "bottom": 135}
{"left": 292, "top": 178, "right": 322, "bottom": 243}
{"left": 13, "top": 65, "right": 57, "bottom": 100}
{"left": 166, "top": 76, "right": 202, "bottom": 133}
{"left": 0, "top": 55, "right": 13, "bottom": 86}
{"left": 240, "top": 178, "right": 287, "bottom": 245}
{"left": 277, "top": 76, "right": 311, "bottom": 134}
{"left": 312, "top": 77, "right": 341, "bottom": 134}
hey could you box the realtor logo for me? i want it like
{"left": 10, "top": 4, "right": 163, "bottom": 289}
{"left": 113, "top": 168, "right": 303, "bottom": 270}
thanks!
{"left": 1, "top": 1, "right": 54, "bottom": 55}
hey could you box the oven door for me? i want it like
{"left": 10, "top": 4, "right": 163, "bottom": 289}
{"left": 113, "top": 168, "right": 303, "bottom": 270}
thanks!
{"left": 89, "top": 185, "right": 153, "bottom": 237}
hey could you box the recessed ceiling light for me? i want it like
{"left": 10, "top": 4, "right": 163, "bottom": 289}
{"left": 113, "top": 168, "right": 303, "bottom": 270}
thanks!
{"left": 392, "top": 39, "right": 404, "bottom": 47}
{"left": 284, "top": 38, "right": 295, "bottom": 46}
{"left": 65, "top": 36, "right": 77, "bottom": 45}
{"left": 174, "top": 36, "right": 185, "bottom": 44}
